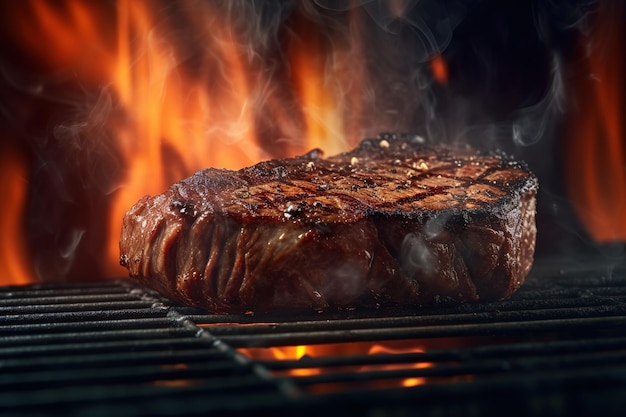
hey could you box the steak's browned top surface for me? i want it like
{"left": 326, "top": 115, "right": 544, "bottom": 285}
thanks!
{"left": 178, "top": 134, "right": 536, "bottom": 224}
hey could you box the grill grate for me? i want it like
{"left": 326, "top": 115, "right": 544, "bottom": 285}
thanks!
{"left": 0, "top": 281, "right": 294, "bottom": 417}
{"left": 2, "top": 261, "right": 626, "bottom": 416}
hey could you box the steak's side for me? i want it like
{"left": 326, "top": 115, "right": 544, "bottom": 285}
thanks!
{"left": 120, "top": 135, "right": 538, "bottom": 313}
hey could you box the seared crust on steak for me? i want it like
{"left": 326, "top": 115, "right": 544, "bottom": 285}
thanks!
{"left": 120, "top": 134, "right": 538, "bottom": 313}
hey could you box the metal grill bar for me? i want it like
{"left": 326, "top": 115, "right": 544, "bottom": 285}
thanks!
{"left": 0, "top": 327, "right": 200, "bottom": 347}
{"left": 0, "top": 309, "right": 172, "bottom": 325}
{"left": 196, "top": 303, "right": 626, "bottom": 334}
{"left": 0, "top": 337, "right": 220, "bottom": 359}
{"left": 0, "top": 293, "right": 143, "bottom": 306}
{"left": 211, "top": 316, "right": 626, "bottom": 347}
{"left": 0, "top": 300, "right": 160, "bottom": 314}
{"left": 194, "top": 296, "right": 626, "bottom": 323}
{"left": 193, "top": 297, "right": 626, "bottom": 327}
{"left": 0, "top": 317, "right": 177, "bottom": 335}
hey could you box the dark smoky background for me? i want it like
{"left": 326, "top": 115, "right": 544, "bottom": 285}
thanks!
{"left": 262, "top": 0, "right": 621, "bottom": 262}
{"left": 309, "top": 0, "right": 603, "bottom": 259}
{"left": 0, "top": 0, "right": 619, "bottom": 282}
{"left": 395, "top": 0, "right": 621, "bottom": 263}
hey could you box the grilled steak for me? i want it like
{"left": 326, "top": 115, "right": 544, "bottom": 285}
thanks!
{"left": 120, "top": 134, "right": 537, "bottom": 313}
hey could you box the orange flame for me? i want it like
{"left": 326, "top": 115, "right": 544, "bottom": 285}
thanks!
{"left": 0, "top": 1, "right": 369, "bottom": 285}
{"left": 288, "top": 14, "right": 351, "bottom": 156}
{"left": 565, "top": 1, "right": 626, "bottom": 242}
{"left": 238, "top": 340, "right": 432, "bottom": 387}
{"left": 368, "top": 344, "right": 430, "bottom": 387}
{"left": 105, "top": 0, "right": 269, "bottom": 273}
{"left": 0, "top": 145, "right": 34, "bottom": 285}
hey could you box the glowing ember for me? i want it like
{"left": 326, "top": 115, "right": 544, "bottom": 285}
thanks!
{"left": 430, "top": 54, "right": 448, "bottom": 86}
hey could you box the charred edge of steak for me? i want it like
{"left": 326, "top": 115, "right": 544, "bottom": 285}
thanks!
{"left": 120, "top": 134, "right": 538, "bottom": 314}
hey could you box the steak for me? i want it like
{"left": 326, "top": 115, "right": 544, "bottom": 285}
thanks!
{"left": 119, "top": 134, "right": 538, "bottom": 313}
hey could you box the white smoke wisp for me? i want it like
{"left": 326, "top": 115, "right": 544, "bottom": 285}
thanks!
{"left": 511, "top": 54, "right": 566, "bottom": 147}
{"left": 399, "top": 232, "right": 434, "bottom": 280}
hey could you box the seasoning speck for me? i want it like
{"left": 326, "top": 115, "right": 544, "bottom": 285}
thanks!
{"left": 412, "top": 159, "right": 429, "bottom": 170}
{"left": 350, "top": 157, "right": 359, "bottom": 166}
{"left": 379, "top": 139, "right": 390, "bottom": 148}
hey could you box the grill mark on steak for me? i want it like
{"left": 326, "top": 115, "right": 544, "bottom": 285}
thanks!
{"left": 120, "top": 133, "right": 538, "bottom": 313}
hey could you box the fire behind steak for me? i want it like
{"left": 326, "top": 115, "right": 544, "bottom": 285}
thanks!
{"left": 119, "top": 134, "right": 537, "bottom": 313}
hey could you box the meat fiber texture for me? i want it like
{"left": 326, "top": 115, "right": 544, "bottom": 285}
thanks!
{"left": 120, "top": 134, "right": 538, "bottom": 314}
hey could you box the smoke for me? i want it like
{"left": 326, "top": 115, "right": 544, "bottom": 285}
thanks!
{"left": 511, "top": 54, "right": 565, "bottom": 147}
{"left": 400, "top": 213, "right": 453, "bottom": 279}
{"left": 307, "top": 0, "right": 473, "bottom": 140}
{"left": 314, "top": 0, "right": 467, "bottom": 54}
{"left": 400, "top": 232, "right": 435, "bottom": 279}
{"left": 532, "top": 0, "right": 596, "bottom": 40}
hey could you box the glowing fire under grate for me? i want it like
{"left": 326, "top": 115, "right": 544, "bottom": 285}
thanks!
{"left": 3, "top": 262, "right": 626, "bottom": 416}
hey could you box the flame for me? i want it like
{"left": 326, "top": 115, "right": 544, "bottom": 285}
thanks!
{"left": 238, "top": 340, "right": 432, "bottom": 387}
{"left": 288, "top": 15, "right": 347, "bottom": 156}
{"left": 565, "top": 1, "right": 626, "bottom": 242}
{"left": 105, "top": 0, "right": 267, "bottom": 273}
{"left": 0, "top": 145, "right": 34, "bottom": 284}
{"left": 367, "top": 344, "right": 430, "bottom": 387}
{"left": 12, "top": 1, "right": 113, "bottom": 83}
{"left": 257, "top": 345, "right": 321, "bottom": 377}
{"left": 0, "top": 1, "right": 370, "bottom": 284}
